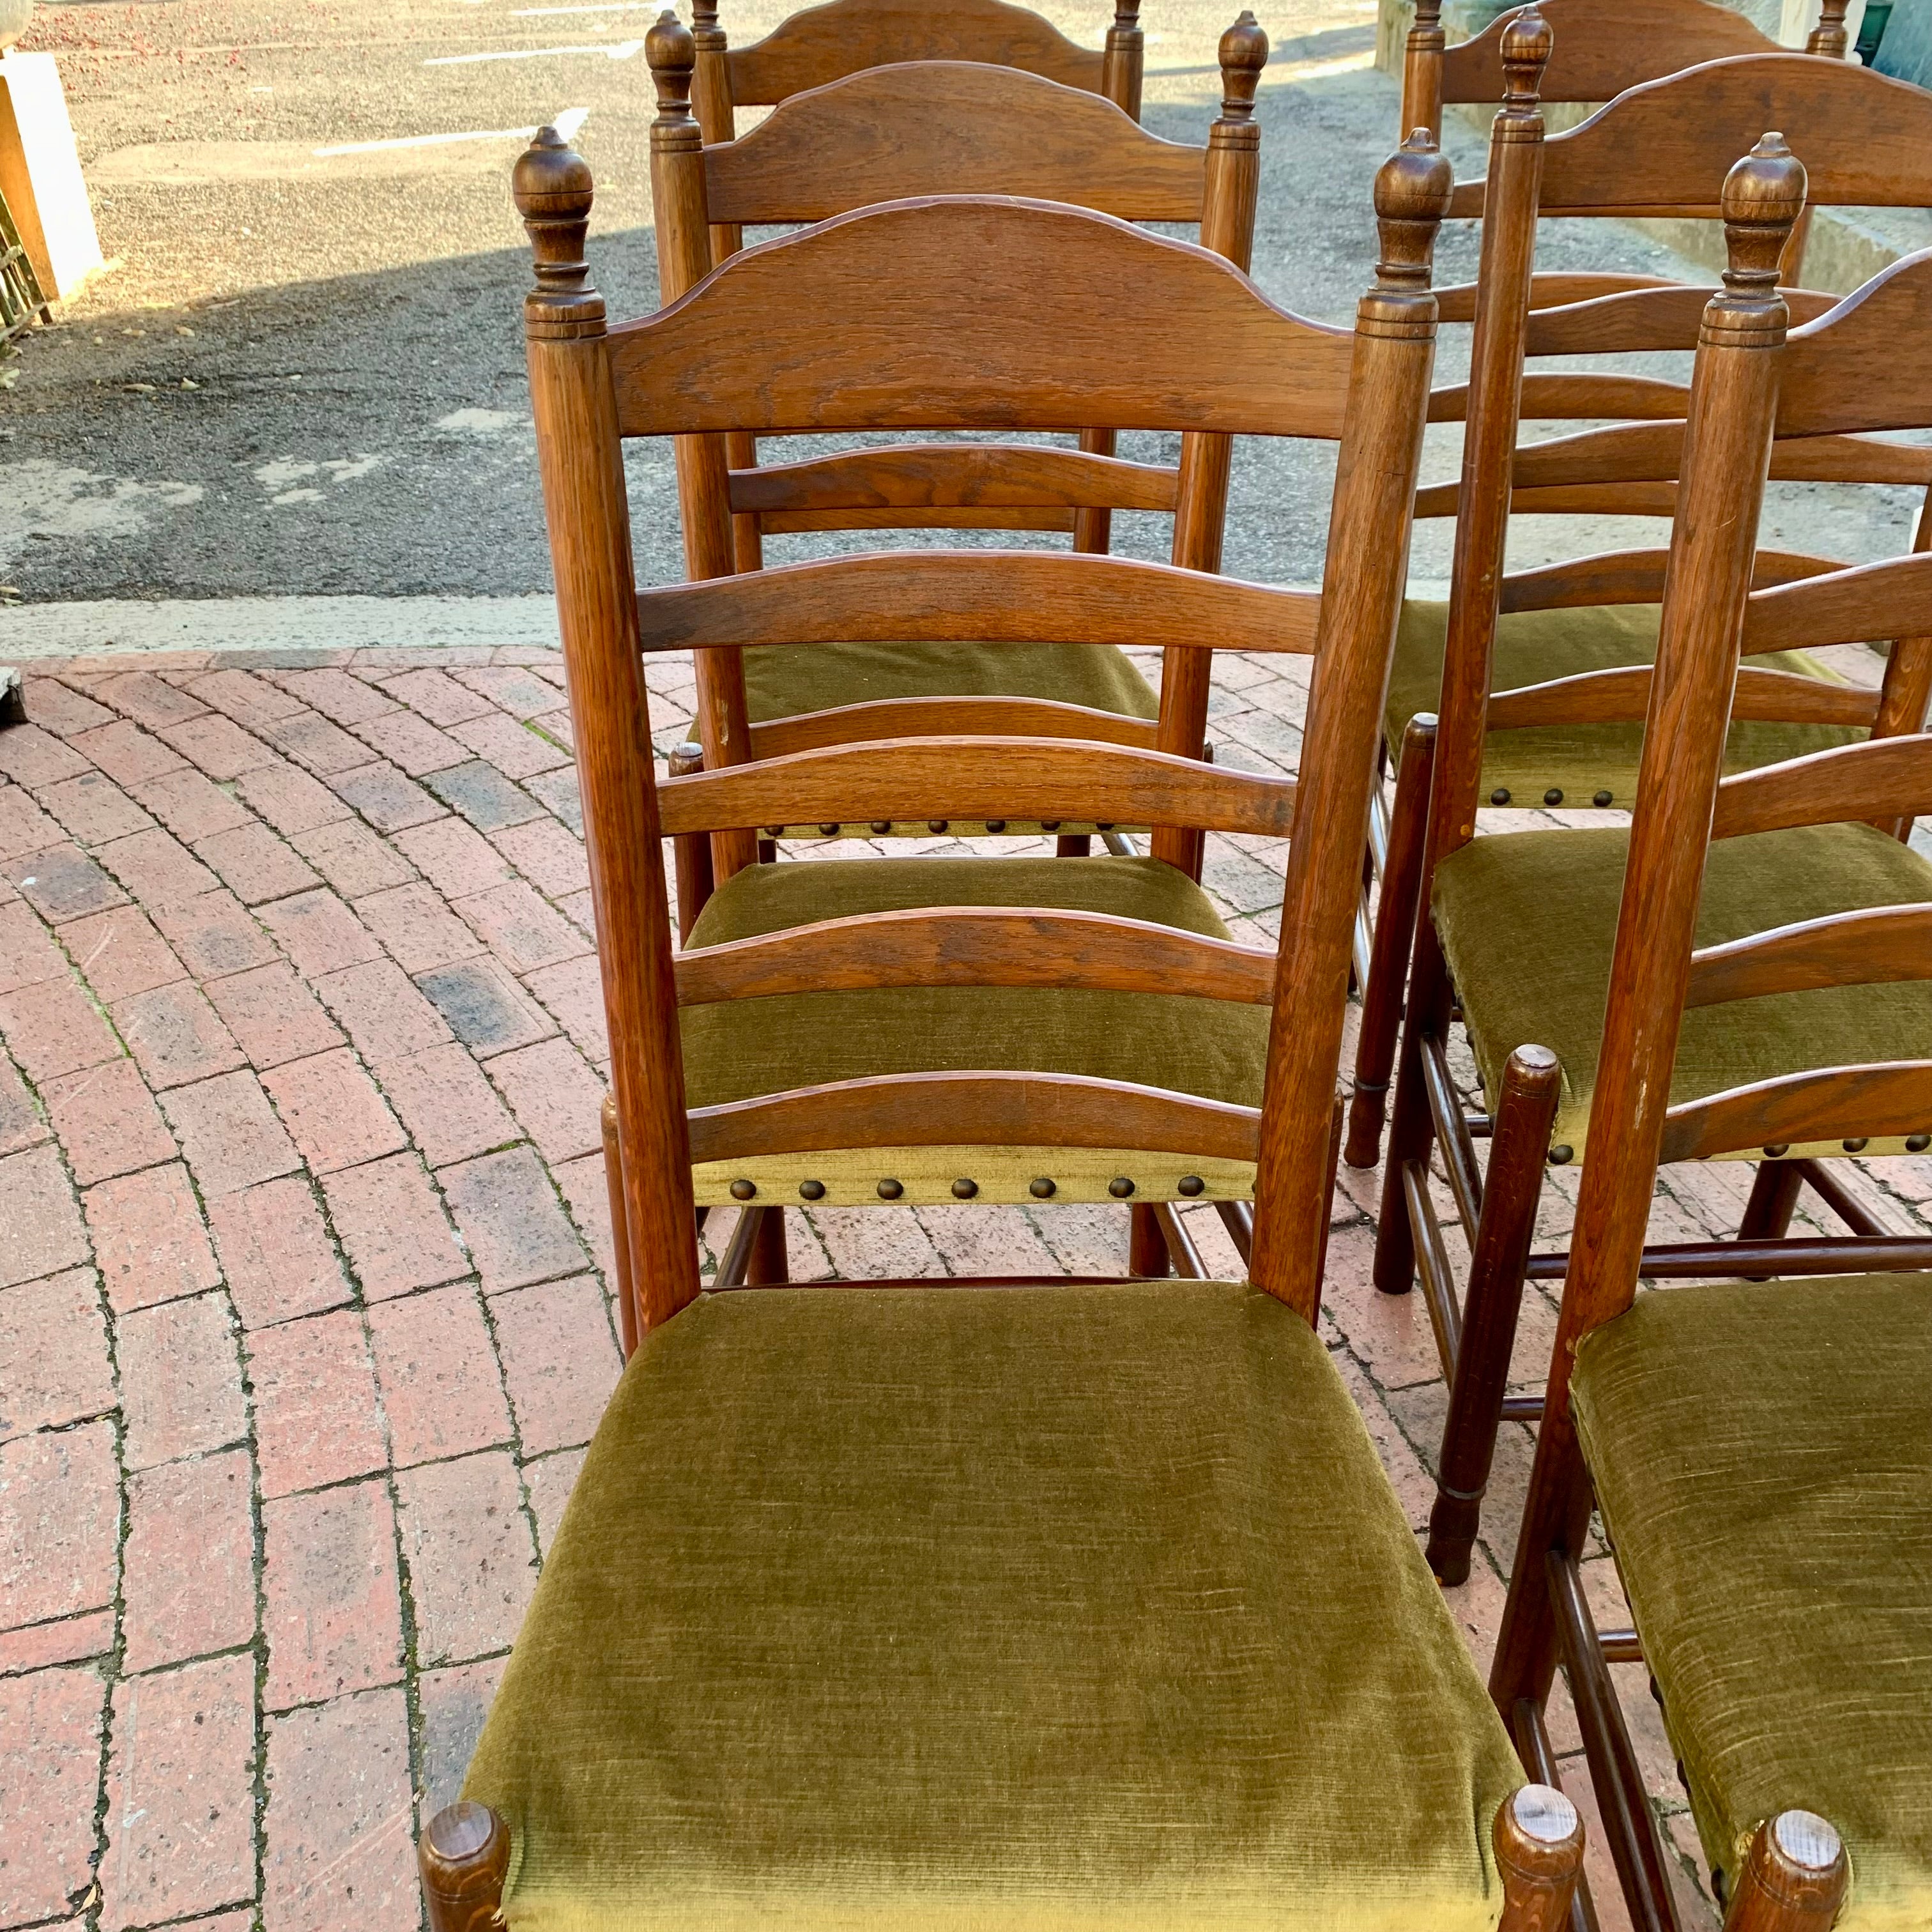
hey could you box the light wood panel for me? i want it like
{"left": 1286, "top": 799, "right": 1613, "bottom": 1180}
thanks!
{"left": 657, "top": 735, "right": 1298, "bottom": 838}
{"left": 725, "top": 0, "right": 1105, "bottom": 103}
{"left": 1441, "top": 0, "right": 1779, "bottom": 106}
{"left": 703, "top": 61, "right": 1202, "bottom": 223}
{"left": 686, "top": 1068, "right": 1262, "bottom": 1164}
{"left": 1499, "top": 546, "right": 1838, "bottom": 614}
{"left": 608, "top": 197, "right": 1354, "bottom": 440}
{"left": 726, "top": 442, "right": 1180, "bottom": 516}
{"left": 1686, "top": 904, "right": 1932, "bottom": 1008}
{"left": 1744, "top": 550, "right": 1932, "bottom": 654}
{"left": 1711, "top": 735, "right": 1932, "bottom": 840}
{"left": 749, "top": 695, "right": 1158, "bottom": 760}
{"left": 1659, "top": 1061, "right": 1932, "bottom": 1163}
{"left": 674, "top": 906, "right": 1275, "bottom": 1006}
{"left": 1485, "top": 663, "right": 1876, "bottom": 732}
{"left": 632, "top": 549, "right": 1321, "bottom": 655}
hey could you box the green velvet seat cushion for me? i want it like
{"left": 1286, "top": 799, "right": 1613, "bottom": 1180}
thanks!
{"left": 1572, "top": 1273, "right": 1932, "bottom": 1931}
{"left": 1384, "top": 600, "right": 1860, "bottom": 804}
{"left": 1431, "top": 821, "right": 1932, "bottom": 1151}
{"left": 682, "top": 854, "right": 1269, "bottom": 1110}
{"left": 464, "top": 1280, "right": 1526, "bottom": 1931}
{"left": 745, "top": 638, "right": 1159, "bottom": 726}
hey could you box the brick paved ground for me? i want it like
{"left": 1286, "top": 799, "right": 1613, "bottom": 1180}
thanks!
{"left": 3, "top": 644, "right": 1930, "bottom": 1932}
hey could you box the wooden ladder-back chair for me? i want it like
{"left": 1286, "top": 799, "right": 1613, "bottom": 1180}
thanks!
{"left": 643, "top": 12, "right": 1268, "bottom": 917}
{"left": 533, "top": 115, "right": 1441, "bottom": 1298}
{"left": 413, "top": 130, "right": 1594, "bottom": 1932}
{"left": 1347, "top": 36, "right": 1932, "bottom": 1172}
{"left": 1398, "top": 0, "right": 1846, "bottom": 149}
{"left": 1376, "top": 142, "right": 1932, "bottom": 1591}
{"left": 1491, "top": 169, "right": 1932, "bottom": 1932}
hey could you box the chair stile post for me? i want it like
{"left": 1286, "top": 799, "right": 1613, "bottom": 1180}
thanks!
{"left": 1371, "top": 13, "right": 1549, "bottom": 1288}
{"left": 1401, "top": 0, "right": 1446, "bottom": 146}
{"left": 1100, "top": 0, "right": 1143, "bottom": 118}
{"left": 1494, "top": 1784, "right": 1589, "bottom": 1932}
{"left": 1144, "top": 13, "right": 1270, "bottom": 880}
{"left": 1426, "top": 1041, "right": 1560, "bottom": 1584}
{"left": 1804, "top": 0, "right": 1850, "bottom": 59}
{"left": 1489, "top": 137, "right": 1806, "bottom": 1729}
{"left": 514, "top": 130, "right": 705, "bottom": 1338}
{"left": 1722, "top": 1814, "right": 1850, "bottom": 1932}
{"left": 1869, "top": 484, "right": 1932, "bottom": 838}
{"left": 1248, "top": 134, "right": 1452, "bottom": 1316}
{"left": 1343, "top": 710, "right": 1436, "bottom": 1164}
{"left": 649, "top": 13, "right": 759, "bottom": 882}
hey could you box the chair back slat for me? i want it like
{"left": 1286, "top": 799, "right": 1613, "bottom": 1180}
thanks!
{"left": 1513, "top": 282, "right": 1841, "bottom": 355}
{"left": 749, "top": 696, "right": 1156, "bottom": 761}
{"left": 1498, "top": 546, "right": 1839, "bottom": 614}
{"left": 1441, "top": 0, "right": 1781, "bottom": 107}
{"left": 656, "top": 735, "right": 1298, "bottom": 839}
{"left": 688, "top": 1069, "right": 1261, "bottom": 1166}
{"left": 723, "top": 0, "right": 1107, "bottom": 106}
{"left": 632, "top": 551, "right": 1321, "bottom": 655}
{"left": 726, "top": 443, "right": 1182, "bottom": 518}
{"left": 1485, "top": 664, "right": 1878, "bottom": 733}
{"left": 1430, "top": 371, "right": 1693, "bottom": 425}
{"left": 1434, "top": 271, "right": 1684, "bottom": 323}
{"left": 608, "top": 197, "right": 1354, "bottom": 441}
{"left": 1658, "top": 1062, "right": 1932, "bottom": 1164}
{"left": 1686, "top": 905, "right": 1932, "bottom": 1009}
{"left": 1528, "top": 56, "right": 1932, "bottom": 215}
{"left": 1743, "top": 550, "right": 1932, "bottom": 656}
{"left": 675, "top": 907, "right": 1275, "bottom": 1007}
{"left": 1474, "top": 419, "right": 1932, "bottom": 493}
{"left": 703, "top": 61, "right": 1203, "bottom": 224}
{"left": 1778, "top": 252, "right": 1932, "bottom": 437}
{"left": 1710, "top": 735, "right": 1932, "bottom": 841}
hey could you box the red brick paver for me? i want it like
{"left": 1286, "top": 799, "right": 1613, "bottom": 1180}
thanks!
{"left": 5, "top": 645, "right": 1921, "bottom": 1932}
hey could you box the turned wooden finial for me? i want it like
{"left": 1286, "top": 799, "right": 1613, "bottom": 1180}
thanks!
{"left": 1216, "top": 12, "right": 1269, "bottom": 122}
{"left": 1721, "top": 133, "right": 1808, "bottom": 296}
{"left": 1411, "top": 0, "right": 1443, "bottom": 33}
{"left": 1499, "top": 5, "right": 1553, "bottom": 115}
{"left": 1722, "top": 1811, "right": 1850, "bottom": 1931}
{"left": 512, "top": 127, "right": 600, "bottom": 330}
{"left": 1372, "top": 128, "right": 1454, "bottom": 296}
{"left": 647, "top": 9, "right": 698, "bottom": 126}
{"left": 418, "top": 1801, "right": 510, "bottom": 1932}
{"left": 1807, "top": 0, "right": 1850, "bottom": 59}
{"left": 690, "top": 0, "right": 722, "bottom": 42}
{"left": 1493, "top": 1785, "right": 1586, "bottom": 1931}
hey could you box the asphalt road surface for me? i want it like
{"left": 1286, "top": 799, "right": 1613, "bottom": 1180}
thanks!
{"left": 0, "top": 0, "right": 1777, "bottom": 606}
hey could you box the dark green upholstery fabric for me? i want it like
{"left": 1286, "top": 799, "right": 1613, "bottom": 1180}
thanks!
{"left": 1572, "top": 1273, "right": 1932, "bottom": 1931}
{"left": 465, "top": 1280, "right": 1526, "bottom": 1931}
{"left": 1432, "top": 822, "right": 1932, "bottom": 1150}
{"left": 745, "top": 639, "right": 1159, "bottom": 726}
{"left": 1384, "top": 600, "right": 1861, "bottom": 803}
{"left": 681, "top": 854, "right": 1269, "bottom": 1110}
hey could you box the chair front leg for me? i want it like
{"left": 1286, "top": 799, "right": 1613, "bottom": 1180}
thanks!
{"left": 1722, "top": 1813, "right": 1849, "bottom": 1932}
{"left": 1347, "top": 715, "right": 1437, "bottom": 1168}
{"left": 420, "top": 1802, "right": 509, "bottom": 1932}
{"left": 1129, "top": 1202, "right": 1172, "bottom": 1277}
{"left": 1494, "top": 1785, "right": 1587, "bottom": 1932}
{"left": 1427, "top": 1045, "right": 1560, "bottom": 1584}
{"left": 747, "top": 1204, "right": 790, "bottom": 1285}
{"left": 601, "top": 1092, "right": 640, "bottom": 1356}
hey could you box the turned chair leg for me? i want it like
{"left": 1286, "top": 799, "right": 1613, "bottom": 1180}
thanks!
{"left": 1129, "top": 1202, "right": 1172, "bottom": 1277}
{"left": 1494, "top": 1784, "right": 1586, "bottom": 1932}
{"left": 1738, "top": 1157, "right": 1805, "bottom": 1278}
{"left": 746, "top": 1204, "right": 790, "bottom": 1285}
{"left": 600, "top": 1094, "right": 639, "bottom": 1356}
{"left": 1055, "top": 832, "right": 1093, "bottom": 856}
{"left": 420, "top": 1801, "right": 509, "bottom": 1932}
{"left": 1723, "top": 1812, "right": 1849, "bottom": 1932}
{"left": 666, "top": 742, "right": 714, "bottom": 940}
{"left": 1372, "top": 931, "right": 1454, "bottom": 1295}
{"left": 1346, "top": 716, "right": 1437, "bottom": 1169}
{"left": 1427, "top": 1046, "right": 1560, "bottom": 1584}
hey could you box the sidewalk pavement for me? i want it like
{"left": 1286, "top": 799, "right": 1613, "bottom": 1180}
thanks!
{"left": 4, "top": 641, "right": 1931, "bottom": 1931}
